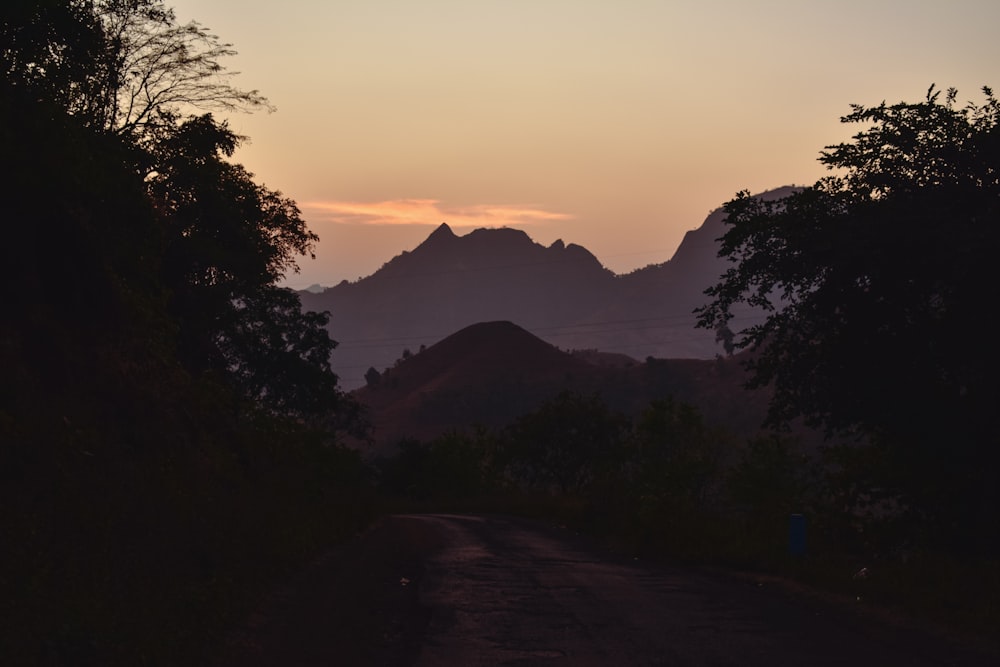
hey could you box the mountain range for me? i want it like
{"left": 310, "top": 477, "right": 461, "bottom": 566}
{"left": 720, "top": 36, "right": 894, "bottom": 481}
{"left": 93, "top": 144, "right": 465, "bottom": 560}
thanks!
{"left": 299, "top": 188, "right": 793, "bottom": 390}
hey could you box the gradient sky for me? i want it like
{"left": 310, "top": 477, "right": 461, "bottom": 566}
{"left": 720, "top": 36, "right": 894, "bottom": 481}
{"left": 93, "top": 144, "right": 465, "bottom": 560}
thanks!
{"left": 168, "top": 0, "right": 999, "bottom": 288}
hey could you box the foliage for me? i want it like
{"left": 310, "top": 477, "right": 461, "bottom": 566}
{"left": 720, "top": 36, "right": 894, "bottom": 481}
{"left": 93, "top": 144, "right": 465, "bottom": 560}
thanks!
{"left": 724, "top": 434, "right": 815, "bottom": 560}
{"left": 374, "top": 392, "right": 999, "bottom": 632}
{"left": 143, "top": 112, "right": 344, "bottom": 419}
{"left": 1, "top": 0, "right": 270, "bottom": 139}
{"left": 365, "top": 366, "right": 382, "bottom": 387}
{"left": 1, "top": 2, "right": 365, "bottom": 663}
{"left": 696, "top": 85, "right": 1000, "bottom": 550}
{"left": 728, "top": 434, "right": 809, "bottom": 517}
{"left": 630, "top": 397, "right": 723, "bottom": 512}
{"left": 3, "top": 3, "right": 325, "bottom": 415}
{"left": 147, "top": 112, "right": 317, "bottom": 284}
{"left": 377, "top": 431, "right": 500, "bottom": 501}
{"left": 500, "top": 391, "right": 630, "bottom": 494}
{"left": 2, "top": 1, "right": 104, "bottom": 111}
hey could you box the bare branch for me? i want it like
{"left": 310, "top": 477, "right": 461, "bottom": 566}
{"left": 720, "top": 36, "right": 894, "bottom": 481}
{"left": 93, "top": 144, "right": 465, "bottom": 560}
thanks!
{"left": 62, "top": 1, "right": 272, "bottom": 136}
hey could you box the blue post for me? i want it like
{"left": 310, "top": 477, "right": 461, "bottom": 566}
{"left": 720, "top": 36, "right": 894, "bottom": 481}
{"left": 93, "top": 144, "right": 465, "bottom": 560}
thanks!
{"left": 789, "top": 513, "right": 806, "bottom": 556}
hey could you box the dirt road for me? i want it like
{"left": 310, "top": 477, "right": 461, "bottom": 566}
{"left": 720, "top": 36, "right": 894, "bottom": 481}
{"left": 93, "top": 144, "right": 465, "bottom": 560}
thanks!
{"left": 217, "top": 513, "right": 996, "bottom": 666}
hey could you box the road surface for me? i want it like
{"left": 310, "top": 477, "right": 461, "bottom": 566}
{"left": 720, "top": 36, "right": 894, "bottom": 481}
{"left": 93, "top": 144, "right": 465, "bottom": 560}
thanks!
{"left": 217, "top": 513, "right": 996, "bottom": 666}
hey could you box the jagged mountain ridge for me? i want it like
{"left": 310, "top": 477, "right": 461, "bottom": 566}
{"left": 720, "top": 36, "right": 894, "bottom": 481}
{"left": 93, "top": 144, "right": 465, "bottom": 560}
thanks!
{"left": 300, "top": 190, "right": 791, "bottom": 389}
{"left": 309, "top": 223, "right": 616, "bottom": 336}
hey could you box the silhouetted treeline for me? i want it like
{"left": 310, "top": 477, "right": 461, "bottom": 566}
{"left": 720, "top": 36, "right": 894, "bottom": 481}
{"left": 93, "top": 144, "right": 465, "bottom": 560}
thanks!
{"left": 696, "top": 86, "right": 1000, "bottom": 557}
{"left": 4, "top": 3, "right": 997, "bottom": 660}
{"left": 375, "top": 388, "right": 998, "bottom": 632}
{"left": 2, "top": 2, "right": 371, "bottom": 664}
{"left": 376, "top": 392, "right": 810, "bottom": 560}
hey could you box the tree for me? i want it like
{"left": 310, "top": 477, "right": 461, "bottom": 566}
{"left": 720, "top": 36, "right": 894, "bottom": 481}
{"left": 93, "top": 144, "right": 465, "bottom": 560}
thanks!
{"left": 696, "top": 86, "right": 1000, "bottom": 549}
{"left": 631, "top": 398, "right": 720, "bottom": 511}
{"left": 1, "top": 0, "right": 269, "bottom": 139}
{"left": 97, "top": 0, "right": 271, "bottom": 136}
{"left": 1, "top": 5, "right": 368, "bottom": 662}
{"left": 144, "top": 113, "right": 347, "bottom": 421}
{"left": 2, "top": 2, "right": 97, "bottom": 88}
{"left": 364, "top": 366, "right": 382, "bottom": 387}
{"left": 502, "top": 392, "right": 628, "bottom": 494}
{"left": 4, "top": 1, "right": 349, "bottom": 424}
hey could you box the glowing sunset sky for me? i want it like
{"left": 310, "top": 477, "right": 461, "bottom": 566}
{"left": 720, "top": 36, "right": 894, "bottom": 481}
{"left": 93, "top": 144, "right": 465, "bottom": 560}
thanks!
{"left": 168, "top": 0, "right": 999, "bottom": 288}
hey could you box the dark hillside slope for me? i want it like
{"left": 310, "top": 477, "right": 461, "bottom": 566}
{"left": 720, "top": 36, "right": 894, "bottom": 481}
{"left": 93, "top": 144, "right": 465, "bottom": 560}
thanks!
{"left": 355, "top": 321, "right": 600, "bottom": 448}
{"left": 353, "top": 322, "right": 776, "bottom": 454}
{"left": 365, "top": 320, "right": 593, "bottom": 395}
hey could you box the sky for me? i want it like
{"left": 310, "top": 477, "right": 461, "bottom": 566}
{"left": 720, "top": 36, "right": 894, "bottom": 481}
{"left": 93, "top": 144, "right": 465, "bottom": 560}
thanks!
{"left": 167, "top": 0, "right": 1000, "bottom": 289}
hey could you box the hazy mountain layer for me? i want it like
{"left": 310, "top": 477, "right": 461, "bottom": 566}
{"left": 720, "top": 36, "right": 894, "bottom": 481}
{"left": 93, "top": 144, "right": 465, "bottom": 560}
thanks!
{"left": 300, "top": 191, "right": 791, "bottom": 389}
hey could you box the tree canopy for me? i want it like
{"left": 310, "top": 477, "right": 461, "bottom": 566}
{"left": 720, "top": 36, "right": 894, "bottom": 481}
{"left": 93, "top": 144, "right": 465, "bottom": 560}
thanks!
{"left": 696, "top": 85, "right": 999, "bottom": 549}
{"left": 1, "top": 0, "right": 346, "bottom": 423}
{"left": 2, "top": 3, "right": 365, "bottom": 661}
{"left": 2, "top": 0, "right": 270, "bottom": 139}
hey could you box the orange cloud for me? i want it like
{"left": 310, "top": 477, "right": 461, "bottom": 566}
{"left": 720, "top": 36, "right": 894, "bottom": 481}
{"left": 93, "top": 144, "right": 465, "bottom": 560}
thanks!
{"left": 301, "top": 198, "right": 573, "bottom": 227}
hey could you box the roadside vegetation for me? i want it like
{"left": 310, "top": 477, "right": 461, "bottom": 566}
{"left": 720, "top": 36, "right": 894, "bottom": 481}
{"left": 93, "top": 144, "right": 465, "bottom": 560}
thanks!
{"left": 374, "top": 389, "right": 1000, "bottom": 641}
{"left": 2, "top": 2, "right": 374, "bottom": 664}
{"left": 376, "top": 85, "right": 1000, "bottom": 639}
{"left": 3, "top": 2, "right": 996, "bottom": 664}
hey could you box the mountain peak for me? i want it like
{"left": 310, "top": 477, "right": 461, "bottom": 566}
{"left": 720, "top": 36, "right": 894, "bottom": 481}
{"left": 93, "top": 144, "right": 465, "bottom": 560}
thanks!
{"left": 427, "top": 221, "right": 456, "bottom": 240}
{"left": 412, "top": 221, "right": 459, "bottom": 255}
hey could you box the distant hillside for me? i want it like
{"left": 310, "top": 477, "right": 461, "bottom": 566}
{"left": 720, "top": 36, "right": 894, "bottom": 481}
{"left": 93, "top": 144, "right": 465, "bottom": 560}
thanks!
{"left": 353, "top": 321, "right": 773, "bottom": 455}
{"left": 302, "top": 189, "right": 794, "bottom": 389}
{"left": 572, "top": 186, "right": 800, "bottom": 358}
{"left": 354, "top": 321, "right": 598, "bottom": 449}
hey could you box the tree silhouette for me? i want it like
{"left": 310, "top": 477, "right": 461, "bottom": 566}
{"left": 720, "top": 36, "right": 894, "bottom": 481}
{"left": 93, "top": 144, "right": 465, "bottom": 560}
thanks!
{"left": 143, "top": 112, "right": 341, "bottom": 419}
{"left": 631, "top": 398, "right": 720, "bottom": 511}
{"left": 2, "top": 5, "right": 367, "bottom": 662}
{"left": 697, "top": 86, "right": 1000, "bottom": 550}
{"left": 1, "top": 0, "right": 270, "bottom": 138}
{"left": 502, "top": 391, "right": 628, "bottom": 494}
